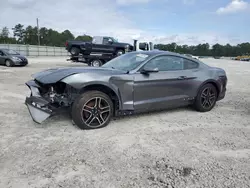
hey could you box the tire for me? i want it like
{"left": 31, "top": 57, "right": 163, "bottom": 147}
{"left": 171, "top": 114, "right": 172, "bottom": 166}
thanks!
{"left": 70, "top": 47, "right": 80, "bottom": 56}
{"left": 116, "top": 49, "right": 125, "bottom": 56}
{"left": 5, "top": 60, "right": 13, "bottom": 67}
{"left": 90, "top": 59, "right": 103, "bottom": 67}
{"left": 71, "top": 90, "right": 114, "bottom": 130}
{"left": 193, "top": 83, "right": 218, "bottom": 112}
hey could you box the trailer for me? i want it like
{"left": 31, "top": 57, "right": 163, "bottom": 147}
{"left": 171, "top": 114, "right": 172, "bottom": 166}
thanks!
{"left": 67, "top": 40, "right": 154, "bottom": 67}
{"left": 67, "top": 53, "right": 115, "bottom": 67}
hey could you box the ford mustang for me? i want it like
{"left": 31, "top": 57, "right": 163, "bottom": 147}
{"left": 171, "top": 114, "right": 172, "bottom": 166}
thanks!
{"left": 25, "top": 50, "right": 227, "bottom": 129}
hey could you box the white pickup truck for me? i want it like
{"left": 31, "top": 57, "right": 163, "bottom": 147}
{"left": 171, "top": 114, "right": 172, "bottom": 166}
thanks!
{"left": 184, "top": 54, "right": 199, "bottom": 60}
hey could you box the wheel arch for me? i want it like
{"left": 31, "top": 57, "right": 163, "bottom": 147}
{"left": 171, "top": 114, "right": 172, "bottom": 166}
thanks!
{"left": 69, "top": 45, "right": 80, "bottom": 54}
{"left": 115, "top": 48, "right": 125, "bottom": 54}
{"left": 5, "top": 58, "right": 12, "bottom": 62}
{"left": 197, "top": 79, "right": 220, "bottom": 97}
{"left": 115, "top": 47, "right": 125, "bottom": 51}
{"left": 78, "top": 83, "right": 122, "bottom": 113}
{"left": 70, "top": 45, "right": 80, "bottom": 49}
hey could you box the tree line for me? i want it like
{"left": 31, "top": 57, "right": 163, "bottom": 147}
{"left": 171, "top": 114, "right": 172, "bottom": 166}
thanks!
{"left": 0, "top": 23, "right": 249, "bottom": 57}
{"left": 0, "top": 24, "right": 92, "bottom": 47}
{"left": 155, "top": 43, "right": 250, "bottom": 57}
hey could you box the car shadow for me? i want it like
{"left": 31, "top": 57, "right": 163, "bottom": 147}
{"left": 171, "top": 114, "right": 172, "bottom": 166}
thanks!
{"left": 112, "top": 105, "right": 197, "bottom": 122}
{"left": 40, "top": 105, "right": 199, "bottom": 130}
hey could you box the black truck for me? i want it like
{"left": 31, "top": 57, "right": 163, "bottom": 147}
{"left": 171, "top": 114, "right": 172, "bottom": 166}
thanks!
{"left": 65, "top": 36, "right": 134, "bottom": 57}
{"left": 66, "top": 37, "right": 154, "bottom": 67}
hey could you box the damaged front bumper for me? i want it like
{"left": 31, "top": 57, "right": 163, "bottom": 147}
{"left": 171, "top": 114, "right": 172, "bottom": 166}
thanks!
{"left": 25, "top": 80, "right": 54, "bottom": 124}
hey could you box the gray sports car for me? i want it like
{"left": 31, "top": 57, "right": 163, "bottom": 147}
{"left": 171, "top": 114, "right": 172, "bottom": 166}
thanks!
{"left": 25, "top": 50, "right": 227, "bottom": 129}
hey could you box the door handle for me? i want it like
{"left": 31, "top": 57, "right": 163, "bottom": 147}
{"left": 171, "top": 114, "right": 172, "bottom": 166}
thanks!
{"left": 177, "top": 76, "right": 187, "bottom": 80}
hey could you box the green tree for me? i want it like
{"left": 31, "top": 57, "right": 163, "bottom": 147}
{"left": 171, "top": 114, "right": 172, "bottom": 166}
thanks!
{"left": 12, "top": 24, "right": 25, "bottom": 43}
{"left": 39, "top": 27, "right": 49, "bottom": 45}
{"left": 75, "top": 35, "right": 92, "bottom": 42}
{"left": 0, "top": 27, "right": 17, "bottom": 44}
{"left": 0, "top": 27, "right": 9, "bottom": 38}
{"left": 61, "top": 30, "right": 74, "bottom": 41}
{"left": 23, "top": 25, "right": 37, "bottom": 45}
{"left": 1, "top": 22, "right": 250, "bottom": 56}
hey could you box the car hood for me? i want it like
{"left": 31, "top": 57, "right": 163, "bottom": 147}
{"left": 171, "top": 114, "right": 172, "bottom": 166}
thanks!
{"left": 10, "top": 54, "right": 27, "bottom": 59}
{"left": 114, "top": 42, "right": 132, "bottom": 46}
{"left": 32, "top": 66, "right": 127, "bottom": 84}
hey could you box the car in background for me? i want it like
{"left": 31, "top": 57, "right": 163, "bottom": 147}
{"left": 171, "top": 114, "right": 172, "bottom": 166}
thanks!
{"left": 25, "top": 50, "right": 227, "bottom": 130}
{"left": 0, "top": 48, "right": 28, "bottom": 67}
{"left": 65, "top": 36, "right": 134, "bottom": 56}
{"left": 240, "top": 58, "right": 250, "bottom": 61}
{"left": 184, "top": 54, "right": 199, "bottom": 60}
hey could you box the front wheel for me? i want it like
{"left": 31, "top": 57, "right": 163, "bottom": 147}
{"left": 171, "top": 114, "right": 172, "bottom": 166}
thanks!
{"left": 5, "top": 60, "right": 14, "bottom": 67}
{"left": 116, "top": 49, "right": 125, "bottom": 56}
{"left": 193, "top": 83, "right": 218, "bottom": 112}
{"left": 71, "top": 91, "right": 114, "bottom": 130}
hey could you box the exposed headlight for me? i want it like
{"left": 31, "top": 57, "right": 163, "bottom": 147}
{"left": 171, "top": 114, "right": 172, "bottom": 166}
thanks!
{"left": 11, "top": 56, "right": 22, "bottom": 62}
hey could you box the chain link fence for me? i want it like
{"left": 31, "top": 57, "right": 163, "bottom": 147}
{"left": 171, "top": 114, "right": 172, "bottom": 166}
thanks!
{"left": 0, "top": 43, "right": 70, "bottom": 57}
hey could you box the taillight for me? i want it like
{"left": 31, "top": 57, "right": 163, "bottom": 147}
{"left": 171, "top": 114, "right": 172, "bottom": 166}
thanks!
{"left": 65, "top": 41, "right": 68, "bottom": 46}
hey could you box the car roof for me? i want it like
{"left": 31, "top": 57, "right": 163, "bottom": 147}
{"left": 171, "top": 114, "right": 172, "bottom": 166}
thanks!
{"left": 131, "top": 50, "right": 198, "bottom": 61}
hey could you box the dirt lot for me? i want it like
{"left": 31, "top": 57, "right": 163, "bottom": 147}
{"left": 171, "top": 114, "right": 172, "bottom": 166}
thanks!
{"left": 0, "top": 57, "right": 250, "bottom": 188}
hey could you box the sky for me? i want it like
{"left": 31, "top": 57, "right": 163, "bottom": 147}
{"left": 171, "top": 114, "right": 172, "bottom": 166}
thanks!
{"left": 0, "top": 0, "right": 249, "bottom": 45}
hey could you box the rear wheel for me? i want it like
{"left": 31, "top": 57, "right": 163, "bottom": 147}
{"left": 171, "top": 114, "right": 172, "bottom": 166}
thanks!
{"left": 193, "top": 83, "right": 218, "bottom": 112}
{"left": 90, "top": 59, "right": 103, "bottom": 67}
{"left": 5, "top": 60, "right": 13, "bottom": 67}
{"left": 71, "top": 91, "right": 113, "bottom": 130}
{"left": 70, "top": 47, "right": 80, "bottom": 56}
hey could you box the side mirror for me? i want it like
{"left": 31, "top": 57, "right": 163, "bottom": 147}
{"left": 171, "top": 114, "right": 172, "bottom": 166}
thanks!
{"left": 108, "top": 38, "right": 113, "bottom": 44}
{"left": 140, "top": 67, "right": 159, "bottom": 74}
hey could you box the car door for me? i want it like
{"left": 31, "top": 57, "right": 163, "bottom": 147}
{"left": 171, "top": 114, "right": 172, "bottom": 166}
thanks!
{"left": 133, "top": 55, "right": 198, "bottom": 111}
{"left": 0, "top": 50, "right": 6, "bottom": 65}
{"left": 101, "top": 37, "right": 116, "bottom": 53}
{"left": 91, "top": 37, "right": 115, "bottom": 53}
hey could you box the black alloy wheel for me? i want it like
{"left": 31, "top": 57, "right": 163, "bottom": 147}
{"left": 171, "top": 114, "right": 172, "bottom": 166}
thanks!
{"left": 194, "top": 83, "right": 218, "bottom": 112}
{"left": 81, "top": 97, "right": 111, "bottom": 128}
{"left": 71, "top": 91, "right": 113, "bottom": 129}
{"left": 200, "top": 87, "right": 216, "bottom": 109}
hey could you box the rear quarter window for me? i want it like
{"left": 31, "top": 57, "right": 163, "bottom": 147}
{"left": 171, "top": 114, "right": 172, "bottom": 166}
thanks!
{"left": 183, "top": 58, "right": 199, "bottom": 69}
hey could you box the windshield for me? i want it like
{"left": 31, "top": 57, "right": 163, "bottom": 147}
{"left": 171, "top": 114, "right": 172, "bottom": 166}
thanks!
{"left": 110, "top": 37, "right": 118, "bottom": 42}
{"left": 102, "top": 52, "right": 150, "bottom": 71}
{"left": 4, "top": 49, "right": 19, "bottom": 55}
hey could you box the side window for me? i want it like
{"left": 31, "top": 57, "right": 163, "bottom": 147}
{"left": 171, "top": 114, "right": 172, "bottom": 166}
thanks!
{"left": 183, "top": 58, "right": 199, "bottom": 69}
{"left": 103, "top": 37, "right": 109, "bottom": 44}
{"left": 139, "top": 43, "right": 149, "bottom": 51}
{"left": 144, "top": 55, "right": 184, "bottom": 71}
{"left": 0, "top": 50, "right": 4, "bottom": 56}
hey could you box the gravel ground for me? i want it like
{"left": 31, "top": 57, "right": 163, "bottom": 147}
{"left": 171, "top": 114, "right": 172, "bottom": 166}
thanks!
{"left": 0, "top": 57, "right": 250, "bottom": 188}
